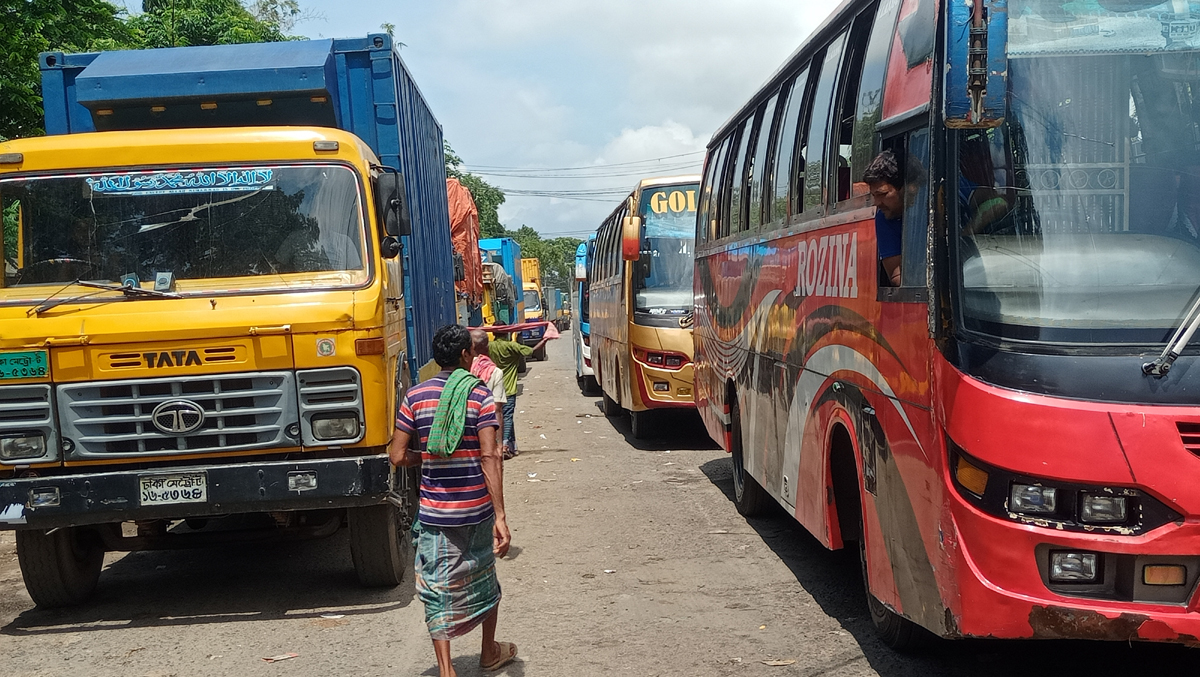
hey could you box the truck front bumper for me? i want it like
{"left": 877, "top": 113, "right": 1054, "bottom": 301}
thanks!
{"left": 0, "top": 454, "right": 395, "bottom": 530}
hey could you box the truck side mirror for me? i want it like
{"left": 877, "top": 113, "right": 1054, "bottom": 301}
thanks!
{"left": 575, "top": 262, "right": 587, "bottom": 281}
{"left": 621, "top": 214, "right": 642, "bottom": 262}
{"left": 377, "top": 171, "right": 412, "bottom": 237}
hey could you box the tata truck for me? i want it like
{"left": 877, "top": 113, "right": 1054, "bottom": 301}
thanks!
{"left": 0, "top": 35, "right": 456, "bottom": 607}
{"left": 519, "top": 257, "right": 547, "bottom": 360}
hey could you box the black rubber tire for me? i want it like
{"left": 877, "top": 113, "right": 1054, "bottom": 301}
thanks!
{"left": 602, "top": 391, "right": 622, "bottom": 417}
{"left": 859, "top": 518, "right": 925, "bottom": 650}
{"left": 730, "top": 399, "right": 771, "bottom": 517}
{"left": 16, "top": 527, "right": 104, "bottom": 609}
{"left": 629, "top": 409, "right": 652, "bottom": 439}
{"left": 517, "top": 355, "right": 527, "bottom": 374}
{"left": 348, "top": 503, "right": 409, "bottom": 587}
{"left": 532, "top": 344, "right": 547, "bottom": 361}
{"left": 583, "top": 376, "right": 600, "bottom": 396}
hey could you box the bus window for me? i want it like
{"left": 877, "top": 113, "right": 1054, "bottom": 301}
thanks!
{"left": 801, "top": 33, "right": 848, "bottom": 214}
{"left": 833, "top": 6, "right": 878, "bottom": 202}
{"left": 747, "top": 94, "right": 779, "bottom": 231}
{"left": 852, "top": 0, "right": 903, "bottom": 191}
{"left": 733, "top": 108, "right": 766, "bottom": 235}
{"left": 900, "top": 127, "right": 930, "bottom": 288}
{"left": 772, "top": 71, "right": 811, "bottom": 225}
{"left": 725, "top": 122, "right": 753, "bottom": 238}
{"left": 702, "top": 135, "right": 733, "bottom": 243}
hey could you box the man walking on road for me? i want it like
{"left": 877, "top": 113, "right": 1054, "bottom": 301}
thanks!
{"left": 390, "top": 325, "right": 517, "bottom": 676}
{"left": 488, "top": 331, "right": 549, "bottom": 459}
{"left": 470, "top": 329, "right": 508, "bottom": 452}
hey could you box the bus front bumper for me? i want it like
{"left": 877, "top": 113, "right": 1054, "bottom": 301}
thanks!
{"left": 949, "top": 490, "right": 1200, "bottom": 644}
{"left": 0, "top": 454, "right": 395, "bottom": 530}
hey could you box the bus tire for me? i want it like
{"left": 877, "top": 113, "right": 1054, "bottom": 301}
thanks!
{"left": 578, "top": 375, "right": 599, "bottom": 396}
{"left": 859, "top": 517, "right": 925, "bottom": 650}
{"left": 629, "top": 409, "right": 652, "bottom": 439}
{"left": 730, "top": 399, "right": 771, "bottom": 517}
{"left": 16, "top": 526, "right": 104, "bottom": 609}
{"left": 602, "top": 391, "right": 622, "bottom": 417}
{"left": 348, "top": 503, "right": 408, "bottom": 587}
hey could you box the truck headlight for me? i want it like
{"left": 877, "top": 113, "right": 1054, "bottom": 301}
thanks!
{"left": 1011, "top": 484, "right": 1057, "bottom": 515}
{"left": 311, "top": 415, "right": 360, "bottom": 441}
{"left": 0, "top": 434, "right": 46, "bottom": 461}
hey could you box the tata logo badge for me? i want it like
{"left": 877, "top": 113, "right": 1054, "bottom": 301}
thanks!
{"left": 316, "top": 338, "right": 336, "bottom": 357}
{"left": 151, "top": 400, "right": 206, "bottom": 434}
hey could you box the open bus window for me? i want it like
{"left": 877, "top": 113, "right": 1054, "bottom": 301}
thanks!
{"left": 957, "top": 43, "right": 1200, "bottom": 343}
{"left": 869, "top": 128, "right": 930, "bottom": 292}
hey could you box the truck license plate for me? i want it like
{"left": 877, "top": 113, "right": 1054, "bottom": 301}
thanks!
{"left": 139, "top": 472, "right": 207, "bottom": 506}
{"left": 0, "top": 350, "right": 49, "bottom": 380}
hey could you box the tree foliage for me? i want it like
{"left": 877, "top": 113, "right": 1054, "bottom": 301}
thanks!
{"left": 0, "top": 0, "right": 299, "bottom": 140}
{"left": 0, "top": 0, "right": 131, "bottom": 139}
{"left": 444, "top": 141, "right": 506, "bottom": 239}
{"left": 508, "top": 226, "right": 582, "bottom": 292}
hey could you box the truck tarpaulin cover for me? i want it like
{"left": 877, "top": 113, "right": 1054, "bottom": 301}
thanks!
{"left": 447, "top": 177, "right": 483, "bottom": 305}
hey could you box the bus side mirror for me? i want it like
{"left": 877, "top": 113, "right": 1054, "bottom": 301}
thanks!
{"left": 944, "top": 0, "right": 1007, "bottom": 128}
{"left": 621, "top": 215, "right": 642, "bottom": 261}
{"left": 377, "top": 171, "right": 412, "bottom": 237}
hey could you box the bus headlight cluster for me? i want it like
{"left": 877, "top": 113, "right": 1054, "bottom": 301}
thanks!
{"left": 948, "top": 441, "right": 1179, "bottom": 536}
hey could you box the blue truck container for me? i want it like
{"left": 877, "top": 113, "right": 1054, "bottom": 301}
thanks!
{"left": 38, "top": 35, "right": 455, "bottom": 383}
{"left": 479, "top": 237, "right": 524, "bottom": 324}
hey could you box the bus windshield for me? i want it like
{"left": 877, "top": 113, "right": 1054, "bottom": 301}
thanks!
{"left": 635, "top": 182, "right": 698, "bottom": 320}
{"left": 1, "top": 164, "right": 367, "bottom": 301}
{"left": 957, "top": 1, "right": 1200, "bottom": 344}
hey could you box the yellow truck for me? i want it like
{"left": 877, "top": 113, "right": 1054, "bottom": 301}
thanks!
{"left": 0, "top": 36, "right": 454, "bottom": 607}
{"left": 519, "top": 257, "right": 547, "bottom": 360}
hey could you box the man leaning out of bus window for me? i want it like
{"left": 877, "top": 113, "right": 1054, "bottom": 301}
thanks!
{"left": 864, "top": 150, "right": 906, "bottom": 287}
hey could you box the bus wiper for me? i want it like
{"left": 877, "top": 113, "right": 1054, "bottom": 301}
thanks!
{"left": 1143, "top": 294, "right": 1200, "bottom": 377}
{"left": 28, "top": 280, "right": 179, "bottom": 316}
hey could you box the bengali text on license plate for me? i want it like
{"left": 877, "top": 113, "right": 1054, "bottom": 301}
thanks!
{"left": 0, "top": 350, "right": 49, "bottom": 380}
{"left": 139, "top": 472, "right": 207, "bottom": 506}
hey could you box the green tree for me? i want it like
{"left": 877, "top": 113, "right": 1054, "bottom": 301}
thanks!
{"left": 129, "top": 0, "right": 292, "bottom": 49}
{"left": 444, "top": 141, "right": 506, "bottom": 238}
{"left": 0, "top": 0, "right": 132, "bottom": 140}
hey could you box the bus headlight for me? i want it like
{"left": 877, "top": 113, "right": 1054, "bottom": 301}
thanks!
{"left": 1080, "top": 494, "right": 1127, "bottom": 524}
{"left": 1011, "top": 484, "right": 1057, "bottom": 515}
{"left": 1050, "top": 552, "right": 1099, "bottom": 582}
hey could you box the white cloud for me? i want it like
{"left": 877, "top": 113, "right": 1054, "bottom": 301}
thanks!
{"left": 292, "top": 0, "right": 836, "bottom": 235}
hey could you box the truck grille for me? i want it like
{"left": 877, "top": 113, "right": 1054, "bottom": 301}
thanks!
{"left": 0, "top": 384, "right": 57, "bottom": 463}
{"left": 58, "top": 372, "right": 298, "bottom": 458}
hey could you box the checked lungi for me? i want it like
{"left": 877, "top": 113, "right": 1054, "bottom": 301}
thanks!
{"left": 413, "top": 516, "right": 502, "bottom": 640}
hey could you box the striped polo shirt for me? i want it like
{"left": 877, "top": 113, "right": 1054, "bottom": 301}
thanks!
{"left": 396, "top": 370, "right": 499, "bottom": 527}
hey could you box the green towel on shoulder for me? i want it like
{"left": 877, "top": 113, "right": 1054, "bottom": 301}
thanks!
{"left": 427, "top": 369, "right": 482, "bottom": 458}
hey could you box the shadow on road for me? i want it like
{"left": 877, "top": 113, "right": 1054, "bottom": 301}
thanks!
{"left": 593, "top": 401, "right": 720, "bottom": 452}
{"left": 698, "top": 456, "right": 1199, "bottom": 676}
{"left": 3, "top": 528, "right": 413, "bottom": 636}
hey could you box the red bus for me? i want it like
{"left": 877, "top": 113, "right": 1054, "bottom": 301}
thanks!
{"left": 692, "top": 0, "right": 1200, "bottom": 647}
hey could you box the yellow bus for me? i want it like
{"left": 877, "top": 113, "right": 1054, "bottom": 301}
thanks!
{"left": 590, "top": 175, "right": 699, "bottom": 438}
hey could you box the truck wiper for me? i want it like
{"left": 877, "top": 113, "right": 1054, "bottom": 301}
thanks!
{"left": 28, "top": 280, "right": 180, "bottom": 316}
{"left": 1143, "top": 293, "right": 1200, "bottom": 377}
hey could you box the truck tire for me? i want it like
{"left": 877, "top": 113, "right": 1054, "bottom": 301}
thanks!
{"left": 16, "top": 526, "right": 105, "bottom": 609}
{"left": 533, "top": 344, "right": 547, "bottom": 361}
{"left": 517, "top": 356, "right": 527, "bottom": 374}
{"left": 348, "top": 503, "right": 409, "bottom": 587}
{"left": 731, "top": 399, "right": 771, "bottom": 517}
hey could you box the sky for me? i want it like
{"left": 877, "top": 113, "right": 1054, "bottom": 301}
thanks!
{"left": 121, "top": 1, "right": 837, "bottom": 238}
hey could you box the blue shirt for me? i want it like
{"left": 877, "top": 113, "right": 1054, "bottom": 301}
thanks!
{"left": 875, "top": 210, "right": 903, "bottom": 259}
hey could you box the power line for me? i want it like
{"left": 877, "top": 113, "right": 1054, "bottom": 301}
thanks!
{"left": 462, "top": 150, "right": 705, "bottom": 173}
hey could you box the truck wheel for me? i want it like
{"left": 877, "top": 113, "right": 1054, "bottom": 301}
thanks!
{"left": 629, "top": 409, "right": 652, "bottom": 439}
{"left": 533, "top": 344, "right": 547, "bottom": 361}
{"left": 16, "top": 527, "right": 105, "bottom": 608}
{"left": 517, "top": 356, "right": 527, "bottom": 374}
{"left": 348, "top": 504, "right": 409, "bottom": 587}
{"left": 731, "top": 399, "right": 771, "bottom": 517}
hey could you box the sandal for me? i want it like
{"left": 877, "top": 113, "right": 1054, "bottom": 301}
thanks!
{"left": 480, "top": 641, "right": 517, "bottom": 671}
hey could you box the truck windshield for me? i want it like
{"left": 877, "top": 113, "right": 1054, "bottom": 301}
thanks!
{"left": 957, "top": 2, "right": 1200, "bottom": 344}
{"left": 635, "top": 182, "right": 698, "bottom": 320}
{"left": 1, "top": 163, "right": 367, "bottom": 300}
{"left": 524, "top": 289, "right": 541, "bottom": 311}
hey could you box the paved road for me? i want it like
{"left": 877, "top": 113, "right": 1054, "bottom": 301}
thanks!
{"left": 0, "top": 334, "right": 1197, "bottom": 675}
